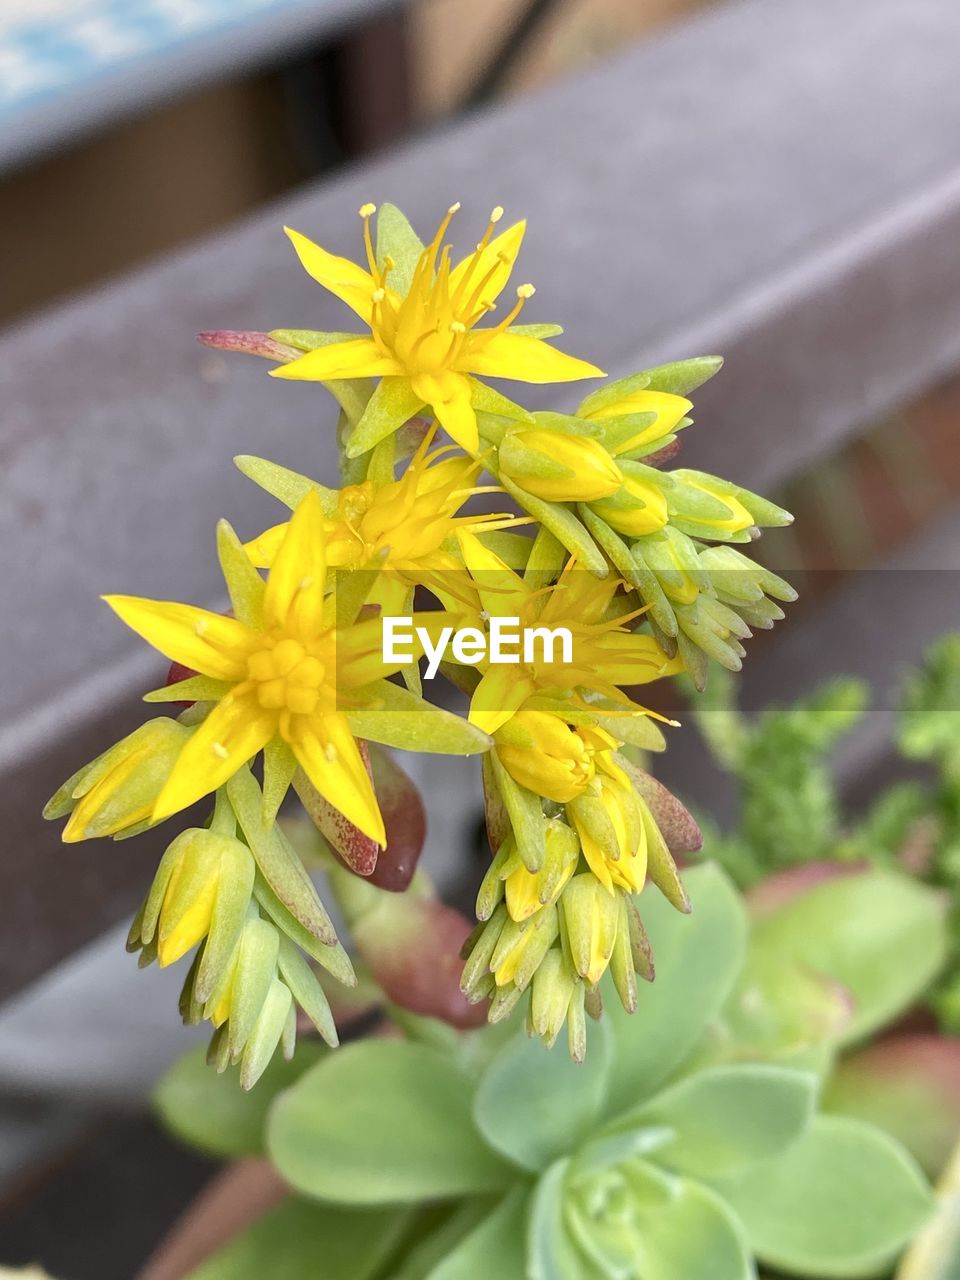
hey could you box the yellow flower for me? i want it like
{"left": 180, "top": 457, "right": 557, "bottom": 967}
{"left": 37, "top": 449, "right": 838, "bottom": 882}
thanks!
{"left": 497, "top": 428, "right": 623, "bottom": 502}
{"left": 270, "top": 203, "right": 604, "bottom": 456}
{"left": 495, "top": 708, "right": 617, "bottom": 803}
{"left": 671, "top": 469, "right": 755, "bottom": 536}
{"left": 44, "top": 718, "right": 193, "bottom": 843}
{"left": 453, "top": 531, "right": 683, "bottom": 734}
{"left": 245, "top": 426, "right": 524, "bottom": 588}
{"left": 103, "top": 490, "right": 414, "bottom": 844}
{"left": 581, "top": 388, "right": 692, "bottom": 455}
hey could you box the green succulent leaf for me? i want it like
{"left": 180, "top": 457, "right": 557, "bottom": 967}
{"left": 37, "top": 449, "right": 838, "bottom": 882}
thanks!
{"left": 473, "top": 1018, "right": 614, "bottom": 1172}
{"left": 604, "top": 863, "right": 748, "bottom": 1117}
{"left": 347, "top": 679, "right": 492, "bottom": 754}
{"left": 749, "top": 869, "right": 948, "bottom": 1045}
{"left": 267, "top": 1040, "right": 512, "bottom": 1204}
{"left": 712, "top": 1115, "right": 934, "bottom": 1278}
{"left": 154, "top": 1042, "right": 325, "bottom": 1158}
{"left": 614, "top": 1162, "right": 756, "bottom": 1280}
{"left": 615, "top": 1064, "right": 818, "bottom": 1178}
{"left": 424, "top": 1187, "right": 530, "bottom": 1280}
{"left": 185, "top": 1196, "right": 410, "bottom": 1280}
{"left": 528, "top": 1159, "right": 586, "bottom": 1280}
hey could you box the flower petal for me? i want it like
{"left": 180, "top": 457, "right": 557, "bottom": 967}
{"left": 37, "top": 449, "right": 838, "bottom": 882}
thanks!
{"left": 469, "top": 665, "right": 536, "bottom": 736}
{"left": 284, "top": 226, "right": 377, "bottom": 322}
{"left": 243, "top": 522, "right": 287, "bottom": 569}
{"left": 263, "top": 490, "right": 327, "bottom": 638}
{"left": 411, "top": 372, "right": 479, "bottom": 453}
{"left": 103, "top": 596, "right": 252, "bottom": 679}
{"left": 293, "top": 714, "right": 386, "bottom": 846}
{"left": 153, "top": 692, "right": 275, "bottom": 821}
{"left": 463, "top": 332, "right": 604, "bottom": 384}
{"left": 448, "top": 220, "right": 526, "bottom": 311}
{"left": 270, "top": 338, "right": 403, "bottom": 382}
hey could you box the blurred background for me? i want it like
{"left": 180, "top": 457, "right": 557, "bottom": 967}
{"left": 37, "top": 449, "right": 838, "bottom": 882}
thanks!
{"left": 3, "top": 0, "right": 960, "bottom": 1275}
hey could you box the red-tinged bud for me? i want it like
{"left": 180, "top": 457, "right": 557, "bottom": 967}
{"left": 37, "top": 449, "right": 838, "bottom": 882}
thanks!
{"left": 618, "top": 759, "right": 702, "bottom": 854}
{"left": 824, "top": 1035, "right": 960, "bottom": 1177}
{"left": 482, "top": 752, "right": 510, "bottom": 855}
{"left": 746, "top": 861, "right": 871, "bottom": 919}
{"left": 197, "top": 330, "right": 302, "bottom": 363}
{"left": 352, "top": 896, "right": 487, "bottom": 1030}
{"left": 295, "top": 744, "right": 426, "bottom": 888}
{"left": 365, "top": 748, "right": 427, "bottom": 892}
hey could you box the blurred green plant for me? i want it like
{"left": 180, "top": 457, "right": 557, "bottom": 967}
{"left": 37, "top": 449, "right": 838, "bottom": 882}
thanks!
{"left": 689, "top": 636, "right": 960, "bottom": 1032}
{"left": 156, "top": 862, "right": 949, "bottom": 1280}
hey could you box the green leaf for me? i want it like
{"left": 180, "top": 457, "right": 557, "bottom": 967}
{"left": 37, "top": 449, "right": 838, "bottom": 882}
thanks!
{"left": 186, "top": 1196, "right": 410, "bottom": 1280}
{"left": 376, "top": 203, "right": 425, "bottom": 295}
{"left": 598, "top": 1162, "right": 754, "bottom": 1280}
{"left": 712, "top": 1115, "right": 934, "bottom": 1278}
{"left": 233, "top": 455, "right": 338, "bottom": 515}
{"left": 425, "top": 1188, "right": 530, "bottom": 1279}
{"left": 347, "top": 680, "right": 491, "bottom": 754}
{"left": 604, "top": 863, "right": 748, "bottom": 1118}
{"left": 507, "top": 322, "right": 564, "bottom": 339}
{"left": 267, "top": 1039, "right": 511, "bottom": 1204}
{"left": 473, "top": 1019, "right": 614, "bottom": 1172}
{"left": 616, "top": 1064, "right": 818, "bottom": 1177}
{"left": 154, "top": 1042, "right": 325, "bottom": 1158}
{"left": 749, "top": 869, "right": 948, "bottom": 1045}
{"left": 896, "top": 1137, "right": 960, "bottom": 1280}
{"left": 528, "top": 1159, "right": 584, "bottom": 1280}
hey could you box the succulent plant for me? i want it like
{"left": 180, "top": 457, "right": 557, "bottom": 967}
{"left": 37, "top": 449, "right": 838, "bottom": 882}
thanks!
{"left": 157, "top": 861, "right": 951, "bottom": 1279}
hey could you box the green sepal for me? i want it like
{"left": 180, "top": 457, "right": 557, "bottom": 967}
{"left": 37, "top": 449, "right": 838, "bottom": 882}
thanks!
{"left": 500, "top": 476, "right": 607, "bottom": 577}
{"left": 227, "top": 767, "right": 338, "bottom": 947}
{"left": 240, "top": 975, "right": 293, "bottom": 1090}
{"left": 345, "top": 375, "right": 425, "bottom": 458}
{"left": 489, "top": 750, "right": 546, "bottom": 872}
{"left": 234, "top": 454, "right": 338, "bottom": 515}
{"left": 252, "top": 872, "right": 355, "bottom": 986}
{"left": 375, "top": 202, "right": 425, "bottom": 294}
{"left": 277, "top": 934, "right": 338, "bottom": 1047}
{"left": 216, "top": 520, "right": 265, "bottom": 628}
{"left": 347, "top": 679, "right": 492, "bottom": 754}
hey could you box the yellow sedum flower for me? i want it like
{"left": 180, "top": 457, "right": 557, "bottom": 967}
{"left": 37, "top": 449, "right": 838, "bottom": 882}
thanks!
{"left": 271, "top": 203, "right": 604, "bottom": 456}
{"left": 104, "top": 490, "right": 403, "bottom": 844}
{"left": 569, "top": 769, "right": 648, "bottom": 894}
{"left": 590, "top": 472, "right": 670, "bottom": 536}
{"left": 452, "top": 531, "right": 682, "bottom": 735}
{"left": 245, "top": 426, "right": 523, "bottom": 588}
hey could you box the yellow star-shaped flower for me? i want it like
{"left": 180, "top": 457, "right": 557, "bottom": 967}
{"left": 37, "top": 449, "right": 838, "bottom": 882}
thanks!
{"left": 270, "top": 203, "right": 604, "bottom": 456}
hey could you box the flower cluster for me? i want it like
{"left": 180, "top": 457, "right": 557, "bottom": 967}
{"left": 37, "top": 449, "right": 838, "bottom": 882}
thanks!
{"left": 45, "top": 201, "right": 792, "bottom": 1079}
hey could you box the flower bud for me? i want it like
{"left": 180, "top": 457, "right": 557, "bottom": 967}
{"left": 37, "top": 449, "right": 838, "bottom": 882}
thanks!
{"left": 560, "top": 873, "right": 620, "bottom": 986}
{"left": 503, "top": 820, "right": 580, "bottom": 921}
{"left": 490, "top": 905, "right": 560, "bottom": 991}
{"left": 590, "top": 474, "right": 669, "bottom": 536}
{"left": 136, "top": 828, "right": 255, "bottom": 971}
{"left": 569, "top": 773, "right": 646, "bottom": 894}
{"left": 498, "top": 429, "right": 622, "bottom": 503}
{"left": 495, "top": 710, "right": 616, "bottom": 803}
{"left": 529, "top": 948, "right": 578, "bottom": 1048}
{"left": 668, "top": 470, "right": 758, "bottom": 537}
{"left": 581, "top": 388, "right": 693, "bottom": 455}
{"left": 46, "top": 718, "right": 192, "bottom": 842}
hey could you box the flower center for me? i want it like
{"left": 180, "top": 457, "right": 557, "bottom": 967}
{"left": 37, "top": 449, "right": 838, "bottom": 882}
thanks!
{"left": 357, "top": 202, "right": 535, "bottom": 376}
{"left": 247, "top": 635, "right": 329, "bottom": 719}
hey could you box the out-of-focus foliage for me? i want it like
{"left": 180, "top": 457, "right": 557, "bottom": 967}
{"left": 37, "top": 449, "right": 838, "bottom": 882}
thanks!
{"left": 689, "top": 635, "right": 960, "bottom": 1032}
